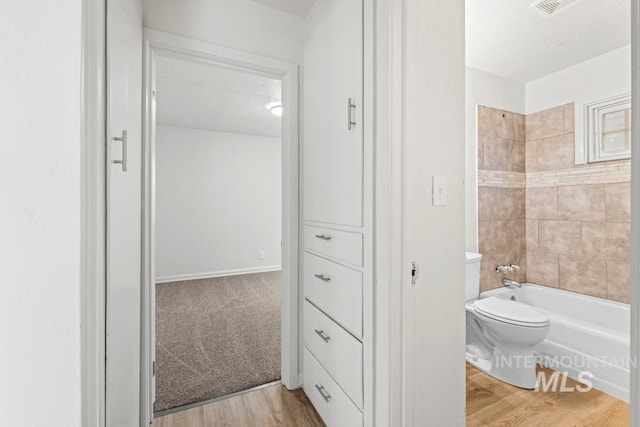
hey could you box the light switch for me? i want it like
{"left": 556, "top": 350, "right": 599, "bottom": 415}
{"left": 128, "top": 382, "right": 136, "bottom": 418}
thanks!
{"left": 432, "top": 176, "right": 447, "bottom": 206}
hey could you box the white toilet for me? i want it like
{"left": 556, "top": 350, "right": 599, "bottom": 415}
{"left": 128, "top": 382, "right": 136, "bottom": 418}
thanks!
{"left": 465, "top": 252, "right": 550, "bottom": 389}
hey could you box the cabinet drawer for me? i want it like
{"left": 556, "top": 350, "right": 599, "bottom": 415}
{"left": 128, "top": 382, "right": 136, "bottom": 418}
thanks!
{"left": 304, "top": 252, "right": 362, "bottom": 339}
{"left": 303, "top": 348, "right": 363, "bottom": 427}
{"left": 304, "top": 225, "right": 363, "bottom": 266}
{"left": 304, "top": 301, "right": 363, "bottom": 408}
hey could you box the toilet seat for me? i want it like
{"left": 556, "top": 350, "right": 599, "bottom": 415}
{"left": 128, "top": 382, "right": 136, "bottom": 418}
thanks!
{"left": 473, "top": 297, "right": 550, "bottom": 328}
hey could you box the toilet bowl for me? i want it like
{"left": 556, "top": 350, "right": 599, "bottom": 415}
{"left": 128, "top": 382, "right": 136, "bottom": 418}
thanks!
{"left": 465, "top": 252, "right": 550, "bottom": 389}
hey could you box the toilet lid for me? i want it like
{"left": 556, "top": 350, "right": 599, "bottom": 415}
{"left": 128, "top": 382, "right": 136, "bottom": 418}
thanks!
{"left": 473, "top": 297, "right": 550, "bottom": 326}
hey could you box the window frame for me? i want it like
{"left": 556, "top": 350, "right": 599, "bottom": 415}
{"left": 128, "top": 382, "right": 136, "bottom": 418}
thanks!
{"left": 585, "top": 93, "right": 632, "bottom": 163}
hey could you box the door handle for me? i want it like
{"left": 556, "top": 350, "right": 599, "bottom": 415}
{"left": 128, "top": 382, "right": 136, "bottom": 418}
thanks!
{"left": 315, "top": 384, "right": 332, "bottom": 402}
{"left": 112, "top": 130, "right": 128, "bottom": 172}
{"left": 314, "top": 329, "right": 331, "bottom": 342}
{"left": 314, "top": 274, "right": 331, "bottom": 283}
{"left": 347, "top": 98, "right": 356, "bottom": 130}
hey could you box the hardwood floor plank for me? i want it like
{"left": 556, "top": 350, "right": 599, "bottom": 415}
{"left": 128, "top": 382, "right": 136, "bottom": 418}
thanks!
{"left": 154, "top": 384, "right": 324, "bottom": 427}
{"left": 466, "top": 364, "right": 630, "bottom": 427}
{"left": 155, "top": 366, "right": 628, "bottom": 426}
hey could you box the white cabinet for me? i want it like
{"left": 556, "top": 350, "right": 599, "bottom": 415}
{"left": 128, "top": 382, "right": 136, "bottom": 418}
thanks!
{"left": 303, "top": 349, "right": 363, "bottom": 427}
{"left": 304, "top": 252, "right": 363, "bottom": 339}
{"left": 303, "top": 0, "right": 363, "bottom": 227}
{"left": 304, "top": 301, "right": 363, "bottom": 408}
{"left": 302, "top": 0, "right": 369, "bottom": 425}
{"left": 304, "top": 225, "right": 363, "bottom": 267}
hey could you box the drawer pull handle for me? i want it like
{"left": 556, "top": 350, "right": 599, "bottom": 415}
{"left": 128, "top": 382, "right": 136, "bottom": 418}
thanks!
{"left": 315, "top": 384, "right": 332, "bottom": 402}
{"left": 314, "top": 329, "right": 331, "bottom": 342}
{"left": 314, "top": 234, "right": 332, "bottom": 241}
{"left": 314, "top": 274, "right": 331, "bottom": 282}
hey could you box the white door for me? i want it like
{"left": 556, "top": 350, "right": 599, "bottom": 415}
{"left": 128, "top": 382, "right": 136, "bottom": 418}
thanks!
{"left": 303, "top": 0, "right": 363, "bottom": 227}
{"left": 106, "top": 0, "right": 143, "bottom": 425}
{"left": 402, "top": 0, "right": 466, "bottom": 425}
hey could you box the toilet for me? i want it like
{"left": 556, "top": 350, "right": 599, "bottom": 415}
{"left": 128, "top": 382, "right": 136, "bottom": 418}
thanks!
{"left": 465, "top": 252, "right": 550, "bottom": 389}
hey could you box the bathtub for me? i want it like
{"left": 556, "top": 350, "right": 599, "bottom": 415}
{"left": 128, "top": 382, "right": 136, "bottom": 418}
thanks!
{"left": 481, "top": 283, "right": 630, "bottom": 402}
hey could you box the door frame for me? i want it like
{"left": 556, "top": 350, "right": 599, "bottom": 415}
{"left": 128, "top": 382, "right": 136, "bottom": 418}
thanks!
{"left": 631, "top": 0, "right": 640, "bottom": 424}
{"left": 141, "top": 29, "right": 301, "bottom": 422}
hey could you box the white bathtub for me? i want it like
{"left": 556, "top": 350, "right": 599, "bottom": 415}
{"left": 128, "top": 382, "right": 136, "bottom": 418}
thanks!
{"left": 481, "top": 283, "right": 630, "bottom": 402}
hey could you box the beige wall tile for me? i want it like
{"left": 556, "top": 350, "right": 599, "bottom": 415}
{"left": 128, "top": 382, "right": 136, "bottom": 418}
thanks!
{"left": 493, "top": 188, "right": 525, "bottom": 220}
{"left": 526, "top": 187, "right": 558, "bottom": 220}
{"left": 478, "top": 134, "right": 486, "bottom": 170}
{"left": 525, "top": 140, "right": 538, "bottom": 172}
{"left": 557, "top": 184, "right": 605, "bottom": 221}
{"left": 478, "top": 106, "right": 516, "bottom": 140}
{"left": 607, "top": 261, "right": 630, "bottom": 303}
{"left": 480, "top": 254, "right": 505, "bottom": 292}
{"left": 478, "top": 187, "right": 494, "bottom": 222}
{"left": 479, "top": 220, "right": 525, "bottom": 255}
{"left": 526, "top": 220, "right": 539, "bottom": 251}
{"left": 526, "top": 250, "right": 558, "bottom": 287}
{"left": 559, "top": 255, "right": 607, "bottom": 298}
{"left": 526, "top": 105, "right": 565, "bottom": 141}
{"left": 484, "top": 138, "right": 525, "bottom": 172}
{"left": 515, "top": 113, "right": 526, "bottom": 143}
{"left": 563, "top": 103, "right": 575, "bottom": 133}
{"left": 536, "top": 133, "right": 575, "bottom": 171}
{"left": 605, "top": 222, "right": 631, "bottom": 260}
{"left": 580, "top": 221, "right": 607, "bottom": 260}
{"left": 538, "top": 220, "right": 581, "bottom": 255}
{"left": 605, "top": 182, "right": 631, "bottom": 222}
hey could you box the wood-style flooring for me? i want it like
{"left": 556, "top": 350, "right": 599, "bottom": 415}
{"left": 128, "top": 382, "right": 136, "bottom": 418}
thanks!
{"left": 154, "top": 365, "right": 630, "bottom": 426}
{"left": 152, "top": 384, "right": 325, "bottom": 427}
{"left": 467, "top": 363, "right": 629, "bottom": 426}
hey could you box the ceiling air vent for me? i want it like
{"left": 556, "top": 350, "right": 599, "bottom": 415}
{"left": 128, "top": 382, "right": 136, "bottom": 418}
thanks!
{"left": 529, "top": 0, "right": 584, "bottom": 16}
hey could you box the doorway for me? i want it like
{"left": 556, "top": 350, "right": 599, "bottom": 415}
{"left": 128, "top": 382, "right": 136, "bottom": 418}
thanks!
{"left": 140, "top": 30, "right": 300, "bottom": 422}
{"left": 465, "top": 0, "right": 633, "bottom": 424}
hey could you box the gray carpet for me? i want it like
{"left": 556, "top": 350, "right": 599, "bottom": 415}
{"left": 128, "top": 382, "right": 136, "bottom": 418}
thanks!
{"left": 154, "top": 271, "right": 281, "bottom": 412}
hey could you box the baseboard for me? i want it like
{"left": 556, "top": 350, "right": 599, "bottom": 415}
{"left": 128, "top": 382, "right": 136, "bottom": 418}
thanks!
{"left": 156, "top": 265, "right": 282, "bottom": 284}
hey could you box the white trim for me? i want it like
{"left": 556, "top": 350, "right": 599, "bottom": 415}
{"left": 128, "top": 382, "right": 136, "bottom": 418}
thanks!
{"left": 142, "top": 29, "right": 300, "bottom": 424}
{"left": 80, "top": 0, "right": 106, "bottom": 426}
{"left": 585, "top": 94, "right": 632, "bottom": 163}
{"left": 630, "top": 0, "right": 640, "bottom": 424}
{"left": 373, "top": 0, "right": 405, "bottom": 425}
{"left": 156, "top": 266, "right": 283, "bottom": 284}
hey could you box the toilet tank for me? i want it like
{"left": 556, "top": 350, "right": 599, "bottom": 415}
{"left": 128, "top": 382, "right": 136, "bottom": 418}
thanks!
{"left": 465, "top": 252, "right": 483, "bottom": 301}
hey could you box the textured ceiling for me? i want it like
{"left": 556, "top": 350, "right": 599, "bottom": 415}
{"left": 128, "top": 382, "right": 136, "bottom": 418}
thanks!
{"left": 156, "top": 56, "right": 281, "bottom": 138}
{"left": 466, "top": 0, "right": 631, "bottom": 82}
{"left": 248, "top": 0, "right": 314, "bottom": 17}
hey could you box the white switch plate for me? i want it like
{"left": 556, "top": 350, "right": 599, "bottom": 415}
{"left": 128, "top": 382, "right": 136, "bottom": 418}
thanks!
{"left": 432, "top": 176, "right": 447, "bottom": 206}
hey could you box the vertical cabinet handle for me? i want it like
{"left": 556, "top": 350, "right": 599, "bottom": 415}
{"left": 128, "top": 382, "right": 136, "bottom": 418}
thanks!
{"left": 112, "top": 130, "right": 128, "bottom": 172}
{"left": 315, "top": 384, "right": 332, "bottom": 402}
{"left": 314, "top": 329, "right": 331, "bottom": 342}
{"left": 347, "top": 97, "right": 356, "bottom": 130}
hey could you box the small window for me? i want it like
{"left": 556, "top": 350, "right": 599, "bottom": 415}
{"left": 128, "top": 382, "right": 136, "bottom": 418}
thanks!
{"left": 585, "top": 94, "right": 631, "bottom": 163}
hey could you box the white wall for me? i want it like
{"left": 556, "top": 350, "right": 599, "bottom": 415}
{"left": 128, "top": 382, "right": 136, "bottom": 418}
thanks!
{"left": 0, "top": 1, "right": 81, "bottom": 426}
{"left": 156, "top": 126, "right": 281, "bottom": 281}
{"left": 143, "top": 0, "right": 304, "bottom": 64}
{"left": 465, "top": 67, "right": 525, "bottom": 251}
{"left": 403, "top": 0, "right": 466, "bottom": 424}
{"left": 526, "top": 45, "right": 631, "bottom": 163}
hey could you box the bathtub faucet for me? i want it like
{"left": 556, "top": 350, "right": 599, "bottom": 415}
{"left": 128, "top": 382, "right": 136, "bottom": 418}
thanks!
{"left": 502, "top": 278, "right": 522, "bottom": 288}
{"left": 495, "top": 264, "right": 520, "bottom": 274}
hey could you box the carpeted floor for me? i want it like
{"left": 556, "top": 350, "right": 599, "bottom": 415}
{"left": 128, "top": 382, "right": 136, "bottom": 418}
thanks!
{"left": 154, "top": 271, "right": 281, "bottom": 412}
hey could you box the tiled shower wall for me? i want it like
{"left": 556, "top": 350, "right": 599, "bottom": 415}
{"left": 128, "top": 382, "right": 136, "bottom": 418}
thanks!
{"left": 477, "top": 104, "right": 631, "bottom": 303}
{"left": 477, "top": 106, "right": 527, "bottom": 292}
